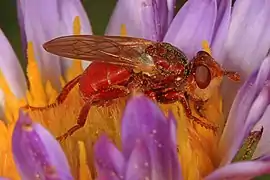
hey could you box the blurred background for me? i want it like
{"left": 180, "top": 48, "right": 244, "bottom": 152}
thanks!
{"left": 0, "top": 0, "right": 267, "bottom": 179}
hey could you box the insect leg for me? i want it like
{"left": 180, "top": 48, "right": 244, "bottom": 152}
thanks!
{"left": 57, "top": 98, "right": 92, "bottom": 141}
{"left": 24, "top": 74, "right": 82, "bottom": 111}
{"left": 160, "top": 90, "right": 218, "bottom": 132}
{"left": 57, "top": 85, "right": 130, "bottom": 141}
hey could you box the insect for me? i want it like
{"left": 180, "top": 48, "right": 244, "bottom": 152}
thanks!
{"left": 24, "top": 35, "right": 240, "bottom": 141}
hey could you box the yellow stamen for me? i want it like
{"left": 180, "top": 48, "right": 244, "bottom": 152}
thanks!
{"left": 202, "top": 40, "right": 212, "bottom": 55}
{"left": 78, "top": 141, "right": 92, "bottom": 180}
{"left": 73, "top": 16, "right": 81, "bottom": 35}
{"left": 0, "top": 71, "right": 26, "bottom": 123}
{"left": 120, "top": 24, "right": 127, "bottom": 36}
{"left": 64, "top": 15, "right": 83, "bottom": 81}
{"left": 0, "top": 121, "right": 19, "bottom": 179}
{"left": 45, "top": 81, "right": 58, "bottom": 104}
{"left": 26, "top": 41, "right": 48, "bottom": 106}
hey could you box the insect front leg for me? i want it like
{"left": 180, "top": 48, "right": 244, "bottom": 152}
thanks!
{"left": 159, "top": 90, "right": 218, "bottom": 132}
{"left": 24, "top": 75, "right": 82, "bottom": 111}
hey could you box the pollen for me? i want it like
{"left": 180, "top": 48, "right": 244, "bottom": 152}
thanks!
{"left": 120, "top": 24, "right": 127, "bottom": 36}
{"left": 201, "top": 40, "right": 212, "bottom": 55}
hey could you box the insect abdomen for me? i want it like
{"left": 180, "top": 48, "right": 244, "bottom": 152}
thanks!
{"left": 79, "top": 62, "right": 131, "bottom": 99}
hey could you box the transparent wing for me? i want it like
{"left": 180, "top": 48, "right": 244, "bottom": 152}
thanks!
{"left": 43, "top": 35, "right": 158, "bottom": 72}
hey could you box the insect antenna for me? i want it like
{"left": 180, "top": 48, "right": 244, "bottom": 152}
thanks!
{"left": 223, "top": 70, "right": 240, "bottom": 82}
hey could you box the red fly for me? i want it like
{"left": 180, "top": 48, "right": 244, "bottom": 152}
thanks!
{"left": 24, "top": 35, "right": 240, "bottom": 141}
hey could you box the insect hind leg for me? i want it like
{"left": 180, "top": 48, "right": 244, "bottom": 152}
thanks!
{"left": 57, "top": 85, "right": 130, "bottom": 141}
{"left": 57, "top": 98, "right": 92, "bottom": 141}
{"left": 23, "top": 74, "right": 82, "bottom": 111}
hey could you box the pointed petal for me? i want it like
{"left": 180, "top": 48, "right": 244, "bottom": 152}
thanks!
{"left": 205, "top": 161, "right": 270, "bottom": 180}
{"left": 17, "top": 0, "right": 92, "bottom": 88}
{"left": 0, "top": 29, "right": 27, "bottom": 98}
{"left": 219, "top": 56, "right": 270, "bottom": 165}
{"left": 12, "top": 111, "right": 73, "bottom": 180}
{"left": 121, "top": 95, "right": 169, "bottom": 157}
{"left": 58, "top": 0, "right": 92, "bottom": 35}
{"left": 125, "top": 140, "right": 152, "bottom": 180}
{"left": 57, "top": 0, "right": 92, "bottom": 71}
{"left": 106, "top": 0, "right": 169, "bottom": 41}
{"left": 211, "top": 0, "right": 232, "bottom": 61}
{"left": 94, "top": 135, "right": 125, "bottom": 179}
{"left": 221, "top": 0, "right": 270, "bottom": 77}
{"left": 17, "top": 0, "right": 62, "bottom": 89}
{"left": 121, "top": 95, "right": 181, "bottom": 180}
{"left": 164, "top": 0, "right": 217, "bottom": 60}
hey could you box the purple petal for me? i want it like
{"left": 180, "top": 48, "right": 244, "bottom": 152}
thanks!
{"left": 168, "top": 111, "right": 177, "bottom": 146}
{"left": 106, "top": 0, "right": 169, "bottom": 41}
{"left": 12, "top": 111, "right": 73, "bottom": 180}
{"left": 164, "top": 0, "right": 217, "bottom": 60}
{"left": 256, "top": 155, "right": 270, "bottom": 161}
{"left": 205, "top": 161, "right": 270, "bottom": 180}
{"left": 167, "top": 0, "right": 176, "bottom": 25}
{"left": 221, "top": 0, "right": 270, "bottom": 77}
{"left": 94, "top": 135, "right": 125, "bottom": 179}
{"left": 57, "top": 0, "right": 92, "bottom": 71}
{"left": 121, "top": 95, "right": 181, "bottom": 180}
{"left": 17, "top": 0, "right": 92, "bottom": 88}
{"left": 121, "top": 95, "right": 169, "bottom": 157}
{"left": 252, "top": 107, "right": 270, "bottom": 158}
{"left": 125, "top": 140, "right": 152, "bottom": 180}
{"left": 219, "top": 56, "right": 270, "bottom": 166}
{"left": 17, "top": 0, "right": 62, "bottom": 89}
{"left": 211, "top": 0, "right": 232, "bottom": 62}
{"left": 0, "top": 29, "right": 27, "bottom": 98}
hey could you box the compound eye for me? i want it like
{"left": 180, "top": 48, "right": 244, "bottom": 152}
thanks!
{"left": 195, "top": 65, "right": 211, "bottom": 89}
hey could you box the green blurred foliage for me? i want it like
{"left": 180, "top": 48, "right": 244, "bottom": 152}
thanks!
{"left": 0, "top": 1, "right": 22, "bottom": 61}
{"left": 0, "top": 1, "right": 269, "bottom": 179}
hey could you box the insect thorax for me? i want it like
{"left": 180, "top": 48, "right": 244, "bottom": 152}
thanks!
{"left": 145, "top": 42, "right": 188, "bottom": 65}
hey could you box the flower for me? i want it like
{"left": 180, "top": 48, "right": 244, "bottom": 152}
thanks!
{"left": 94, "top": 95, "right": 182, "bottom": 180}
{"left": 12, "top": 111, "right": 73, "bottom": 180}
{"left": 0, "top": 0, "right": 270, "bottom": 180}
{"left": 2, "top": 94, "right": 270, "bottom": 180}
{"left": 0, "top": 96, "right": 181, "bottom": 180}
